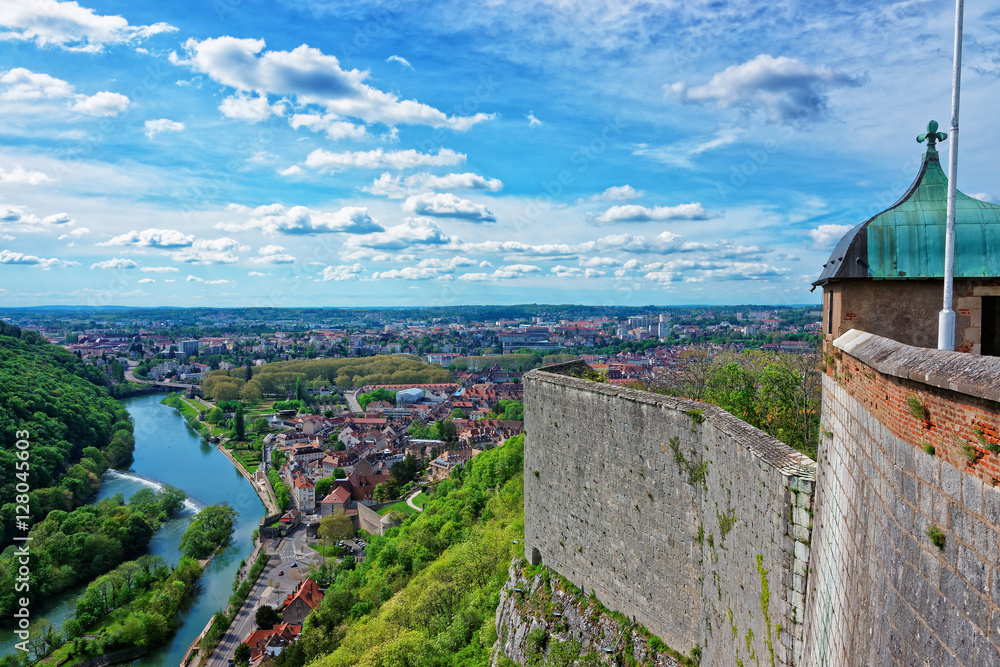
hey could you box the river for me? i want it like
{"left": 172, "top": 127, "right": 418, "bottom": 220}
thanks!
{"left": 0, "top": 393, "right": 266, "bottom": 665}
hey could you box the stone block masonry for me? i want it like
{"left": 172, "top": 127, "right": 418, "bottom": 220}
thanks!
{"left": 524, "top": 361, "right": 816, "bottom": 666}
{"left": 804, "top": 330, "right": 1000, "bottom": 665}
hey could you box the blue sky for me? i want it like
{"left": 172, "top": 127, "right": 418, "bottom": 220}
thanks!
{"left": 1, "top": 0, "right": 998, "bottom": 308}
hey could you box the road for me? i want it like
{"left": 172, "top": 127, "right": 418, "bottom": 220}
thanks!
{"left": 205, "top": 525, "right": 325, "bottom": 667}
{"left": 405, "top": 487, "right": 424, "bottom": 512}
{"left": 345, "top": 389, "right": 362, "bottom": 414}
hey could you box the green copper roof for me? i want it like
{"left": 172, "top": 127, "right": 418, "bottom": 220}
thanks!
{"left": 814, "top": 122, "right": 1000, "bottom": 286}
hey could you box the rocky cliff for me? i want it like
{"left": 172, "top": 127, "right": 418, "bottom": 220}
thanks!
{"left": 490, "top": 560, "right": 694, "bottom": 667}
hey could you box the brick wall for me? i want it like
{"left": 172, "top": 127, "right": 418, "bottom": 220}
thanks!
{"left": 804, "top": 330, "right": 1000, "bottom": 665}
{"left": 524, "top": 362, "right": 816, "bottom": 665}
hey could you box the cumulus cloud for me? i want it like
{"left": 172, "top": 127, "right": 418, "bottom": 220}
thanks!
{"left": 667, "top": 54, "right": 861, "bottom": 122}
{"left": 551, "top": 265, "right": 605, "bottom": 278}
{"left": 90, "top": 257, "right": 137, "bottom": 269}
{"left": 458, "top": 264, "right": 542, "bottom": 282}
{"left": 591, "top": 203, "right": 713, "bottom": 225}
{"left": 99, "top": 227, "right": 194, "bottom": 248}
{"left": 590, "top": 185, "right": 642, "bottom": 202}
{"left": 138, "top": 277, "right": 155, "bottom": 284}
{"left": 0, "top": 248, "right": 74, "bottom": 267}
{"left": 303, "top": 147, "right": 465, "bottom": 172}
{"left": 386, "top": 55, "right": 413, "bottom": 69}
{"left": 365, "top": 171, "right": 502, "bottom": 198}
{"left": 172, "top": 37, "right": 492, "bottom": 130}
{"left": 370, "top": 255, "right": 476, "bottom": 280}
{"left": 644, "top": 259, "right": 789, "bottom": 283}
{"left": 402, "top": 192, "right": 496, "bottom": 222}
{"left": 0, "top": 0, "right": 176, "bottom": 52}
{"left": 220, "top": 203, "right": 383, "bottom": 235}
{"left": 248, "top": 271, "right": 269, "bottom": 276}
{"left": 320, "top": 263, "right": 364, "bottom": 281}
{"left": 219, "top": 92, "right": 284, "bottom": 122}
{"left": 527, "top": 111, "right": 542, "bottom": 127}
{"left": 0, "top": 68, "right": 129, "bottom": 116}
{"left": 289, "top": 113, "right": 366, "bottom": 140}
{"left": 0, "top": 206, "right": 75, "bottom": 231}
{"left": 186, "top": 274, "right": 230, "bottom": 284}
{"left": 58, "top": 227, "right": 89, "bottom": 241}
{"left": 0, "top": 165, "right": 52, "bottom": 185}
{"left": 144, "top": 118, "right": 185, "bottom": 138}
{"left": 171, "top": 237, "right": 247, "bottom": 264}
{"left": 250, "top": 244, "right": 296, "bottom": 264}
{"left": 345, "top": 218, "right": 450, "bottom": 251}
{"left": 807, "top": 223, "right": 854, "bottom": 249}
{"left": 70, "top": 90, "right": 129, "bottom": 116}
{"left": 141, "top": 265, "right": 179, "bottom": 272}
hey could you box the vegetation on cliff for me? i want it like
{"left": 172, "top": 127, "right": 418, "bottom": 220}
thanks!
{"left": 0, "top": 323, "right": 134, "bottom": 548}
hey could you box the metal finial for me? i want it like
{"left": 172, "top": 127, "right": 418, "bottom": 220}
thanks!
{"left": 917, "top": 120, "right": 948, "bottom": 149}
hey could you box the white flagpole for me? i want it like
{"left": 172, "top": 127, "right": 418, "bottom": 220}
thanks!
{"left": 938, "top": 0, "right": 965, "bottom": 350}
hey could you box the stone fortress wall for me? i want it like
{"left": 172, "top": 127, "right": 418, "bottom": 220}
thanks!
{"left": 523, "top": 338, "right": 1000, "bottom": 666}
{"left": 804, "top": 331, "right": 1000, "bottom": 666}
{"left": 523, "top": 361, "right": 816, "bottom": 666}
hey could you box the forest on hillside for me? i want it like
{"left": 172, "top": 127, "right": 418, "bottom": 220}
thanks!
{"left": 0, "top": 323, "right": 133, "bottom": 547}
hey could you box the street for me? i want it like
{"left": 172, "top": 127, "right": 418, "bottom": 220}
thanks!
{"left": 204, "top": 524, "right": 325, "bottom": 667}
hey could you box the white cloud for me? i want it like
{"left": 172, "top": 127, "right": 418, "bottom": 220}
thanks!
{"left": 303, "top": 147, "right": 465, "bottom": 172}
{"left": 173, "top": 38, "right": 493, "bottom": 130}
{"left": 186, "top": 274, "right": 231, "bottom": 284}
{"left": 0, "top": 248, "right": 73, "bottom": 267}
{"left": 386, "top": 55, "right": 413, "bottom": 69}
{"left": 144, "top": 118, "right": 185, "bottom": 138}
{"left": 527, "top": 111, "right": 542, "bottom": 127}
{"left": 402, "top": 192, "right": 496, "bottom": 222}
{"left": 58, "top": 226, "right": 89, "bottom": 240}
{"left": 137, "top": 278, "right": 155, "bottom": 283}
{"left": 279, "top": 165, "right": 302, "bottom": 177}
{"left": 141, "top": 265, "right": 179, "bottom": 273}
{"left": 0, "top": 68, "right": 74, "bottom": 100}
{"left": 345, "top": 218, "right": 450, "bottom": 251}
{"left": 99, "top": 227, "right": 194, "bottom": 248}
{"left": 0, "top": 206, "right": 74, "bottom": 231}
{"left": 370, "top": 255, "right": 476, "bottom": 280}
{"left": 365, "top": 171, "right": 502, "bottom": 198}
{"left": 590, "top": 185, "right": 642, "bottom": 202}
{"left": 632, "top": 128, "right": 741, "bottom": 169}
{"left": 320, "top": 263, "right": 364, "bottom": 281}
{"left": 591, "top": 203, "right": 713, "bottom": 225}
{"left": 807, "top": 223, "right": 853, "bottom": 249}
{"left": 1, "top": 68, "right": 130, "bottom": 116}
{"left": 458, "top": 264, "right": 542, "bottom": 281}
{"left": 289, "top": 113, "right": 366, "bottom": 140}
{"left": 219, "top": 92, "right": 284, "bottom": 122}
{"left": 70, "top": 90, "right": 129, "bottom": 116}
{"left": 0, "top": 165, "right": 52, "bottom": 185}
{"left": 580, "top": 256, "right": 622, "bottom": 267}
{"left": 250, "top": 244, "right": 296, "bottom": 264}
{"left": 220, "top": 203, "right": 383, "bottom": 235}
{"left": 248, "top": 271, "right": 269, "bottom": 276}
{"left": 551, "top": 265, "right": 606, "bottom": 278}
{"left": 0, "top": 0, "right": 176, "bottom": 52}
{"left": 171, "top": 237, "right": 247, "bottom": 264}
{"left": 91, "top": 257, "right": 137, "bottom": 269}
{"left": 667, "top": 54, "right": 861, "bottom": 122}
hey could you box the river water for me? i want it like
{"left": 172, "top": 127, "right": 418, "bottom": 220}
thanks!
{"left": 0, "top": 393, "right": 265, "bottom": 665}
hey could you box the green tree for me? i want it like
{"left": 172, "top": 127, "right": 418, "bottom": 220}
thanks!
{"left": 255, "top": 605, "right": 281, "bottom": 629}
{"left": 450, "top": 408, "right": 468, "bottom": 419}
{"left": 253, "top": 416, "right": 269, "bottom": 433}
{"left": 319, "top": 510, "right": 355, "bottom": 546}
{"left": 234, "top": 642, "right": 252, "bottom": 666}
{"left": 206, "top": 407, "right": 224, "bottom": 424}
{"left": 296, "top": 375, "right": 306, "bottom": 401}
{"left": 234, "top": 403, "right": 246, "bottom": 440}
{"left": 245, "top": 360, "right": 253, "bottom": 381}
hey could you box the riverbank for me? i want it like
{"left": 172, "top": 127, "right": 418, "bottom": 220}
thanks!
{"left": 160, "top": 394, "right": 280, "bottom": 516}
